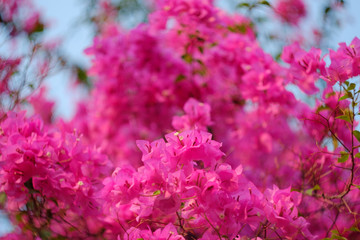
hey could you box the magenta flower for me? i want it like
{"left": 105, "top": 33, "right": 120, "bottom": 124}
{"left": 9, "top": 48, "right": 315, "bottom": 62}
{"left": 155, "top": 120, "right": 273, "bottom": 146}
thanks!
{"left": 274, "top": 0, "right": 307, "bottom": 26}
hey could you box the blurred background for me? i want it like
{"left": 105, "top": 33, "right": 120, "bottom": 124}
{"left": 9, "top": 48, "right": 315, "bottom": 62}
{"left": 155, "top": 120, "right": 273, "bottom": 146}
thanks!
{"left": 30, "top": 0, "right": 360, "bottom": 119}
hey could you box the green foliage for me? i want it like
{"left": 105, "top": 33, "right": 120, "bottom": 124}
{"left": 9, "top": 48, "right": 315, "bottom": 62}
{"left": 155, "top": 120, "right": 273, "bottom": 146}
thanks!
{"left": 322, "top": 229, "right": 347, "bottom": 240}
{"left": 181, "top": 53, "right": 193, "bottom": 63}
{"left": 335, "top": 114, "right": 351, "bottom": 123}
{"left": 153, "top": 190, "right": 161, "bottom": 196}
{"left": 353, "top": 130, "right": 360, "bottom": 142}
{"left": 75, "top": 66, "right": 91, "bottom": 87}
{"left": 337, "top": 151, "right": 349, "bottom": 163}
{"left": 305, "top": 184, "right": 320, "bottom": 196}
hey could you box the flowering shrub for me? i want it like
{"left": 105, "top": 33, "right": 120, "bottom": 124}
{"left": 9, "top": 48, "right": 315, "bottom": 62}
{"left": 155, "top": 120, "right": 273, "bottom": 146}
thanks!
{"left": 0, "top": 0, "right": 360, "bottom": 239}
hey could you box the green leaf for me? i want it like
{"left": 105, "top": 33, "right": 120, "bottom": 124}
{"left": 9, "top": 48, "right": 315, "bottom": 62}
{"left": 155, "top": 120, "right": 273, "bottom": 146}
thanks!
{"left": 275, "top": 52, "right": 281, "bottom": 61}
{"left": 15, "top": 212, "right": 24, "bottom": 223}
{"left": 336, "top": 115, "right": 351, "bottom": 123}
{"left": 153, "top": 190, "right": 161, "bottom": 196}
{"left": 305, "top": 189, "right": 313, "bottom": 196}
{"left": 355, "top": 153, "right": 360, "bottom": 158}
{"left": 348, "top": 83, "right": 356, "bottom": 90}
{"left": 33, "top": 22, "right": 45, "bottom": 33}
{"left": 305, "top": 184, "right": 320, "bottom": 195}
{"left": 198, "top": 46, "right": 204, "bottom": 54}
{"left": 353, "top": 130, "right": 360, "bottom": 142}
{"left": 330, "top": 229, "right": 347, "bottom": 240}
{"left": 76, "top": 66, "right": 90, "bottom": 87}
{"left": 339, "top": 93, "right": 350, "bottom": 101}
{"left": 40, "top": 229, "right": 52, "bottom": 239}
{"left": 332, "top": 135, "right": 339, "bottom": 149}
{"left": 228, "top": 24, "right": 248, "bottom": 34}
{"left": 175, "top": 74, "right": 186, "bottom": 83}
{"left": 0, "top": 192, "right": 6, "bottom": 206}
{"left": 324, "top": 6, "right": 332, "bottom": 15}
{"left": 196, "top": 59, "right": 205, "bottom": 66}
{"left": 237, "top": 3, "right": 250, "bottom": 8}
{"left": 316, "top": 105, "right": 329, "bottom": 113}
{"left": 181, "top": 53, "right": 193, "bottom": 63}
{"left": 28, "top": 21, "right": 45, "bottom": 37}
{"left": 350, "top": 226, "right": 360, "bottom": 232}
{"left": 259, "top": 0, "right": 271, "bottom": 7}
{"left": 338, "top": 151, "right": 349, "bottom": 163}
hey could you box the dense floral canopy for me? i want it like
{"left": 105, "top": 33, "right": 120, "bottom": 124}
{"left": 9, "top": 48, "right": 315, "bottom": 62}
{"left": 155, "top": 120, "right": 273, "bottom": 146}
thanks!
{"left": 0, "top": 0, "right": 359, "bottom": 239}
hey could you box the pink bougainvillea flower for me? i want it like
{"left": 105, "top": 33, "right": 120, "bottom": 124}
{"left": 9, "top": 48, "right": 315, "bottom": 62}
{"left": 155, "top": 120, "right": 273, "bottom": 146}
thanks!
{"left": 274, "top": 0, "right": 307, "bottom": 26}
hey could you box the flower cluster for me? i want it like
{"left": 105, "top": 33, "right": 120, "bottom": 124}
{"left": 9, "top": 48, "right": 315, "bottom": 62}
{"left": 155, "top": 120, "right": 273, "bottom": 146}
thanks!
{"left": 0, "top": 111, "right": 113, "bottom": 239}
{"left": 0, "top": 0, "right": 360, "bottom": 239}
{"left": 100, "top": 108, "right": 314, "bottom": 239}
